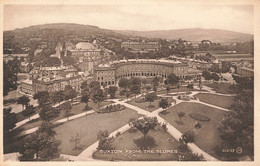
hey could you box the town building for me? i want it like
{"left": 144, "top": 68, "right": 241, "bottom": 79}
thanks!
{"left": 236, "top": 61, "right": 254, "bottom": 77}
{"left": 94, "top": 59, "right": 194, "bottom": 86}
{"left": 121, "top": 41, "right": 161, "bottom": 53}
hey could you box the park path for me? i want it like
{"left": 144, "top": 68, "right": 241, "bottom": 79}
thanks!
{"left": 75, "top": 90, "right": 223, "bottom": 161}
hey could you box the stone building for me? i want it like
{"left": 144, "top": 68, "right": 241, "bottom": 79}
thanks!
{"left": 94, "top": 59, "right": 190, "bottom": 86}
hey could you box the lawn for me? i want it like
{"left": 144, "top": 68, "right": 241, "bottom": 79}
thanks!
{"left": 15, "top": 100, "right": 113, "bottom": 131}
{"left": 195, "top": 93, "right": 234, "bottom": 109}
{"left": 159, "top": 102, "right": 227, "bottom": 159}
{"left": 127, "top": 96, "right": 174, "bottom": 112}
{"left": 204, "top": 83, "right": 236, "bottom": 94}
{"left": 54, "top": 108, "right": 141, "bottom": 156}
{"left": 93, "top": 127, "right": 181, "bottom": 161}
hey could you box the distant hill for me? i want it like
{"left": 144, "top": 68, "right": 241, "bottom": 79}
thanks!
{"left": 115, "top": 28, "right": 253, "bottom": 43}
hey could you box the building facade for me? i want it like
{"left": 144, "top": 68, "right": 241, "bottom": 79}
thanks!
{"left": 121, "top": 41, "right": 160, "bottom": 52}
{"left": 94, "top": 59, "right": 190, "bottom": 86}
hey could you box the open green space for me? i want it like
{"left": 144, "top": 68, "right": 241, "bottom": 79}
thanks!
{"left": 15, "top": 100, "right": 113, "bottom": 131}
{"left": 54, "top": 108, "right": 141, "bottom": 156}
{"left": 93, "top": 127, "right": 181, "bottom": 161}
{"left": 127, "top": 96, "right": 174, "bottom": 112}
{"left": 159, "top": 102, "right": 227, "bottom": 159}
{"left": 195, "top": 93, "right": 234, "bottom": 109}
{"left": 204, "top": 83, "right": 236, "bottom": 94}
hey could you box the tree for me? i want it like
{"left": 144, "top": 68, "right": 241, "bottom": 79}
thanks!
{"left": 177, "top": 111, "right": 185, "bottom": 122}
{"left": 53, "top": 90, "right": 65, "bottom": 105}
{"left": 145, "top": 92, "right": 157, "bottom": 107}
{"left": 70, "top": 133, "right": 82, "bottom": 150}
{"left": 17, "top": 95, "right": 30, "bottom": 111}
{"left": 81, "top": 93, "right": 90, "bottom": 110}
{"left": 202, "top": 71, "right": 211, "bottom": 80}
{"left": 119, "top": 90, "right": 126, "bottom": 100}
{"left": 3, "top": 108, "right": 18, "bottom": 141}
{"left": 179, "top": 131, "right": 195, "bottom": 145}
{"left": 131, "top": 85, "right": 141, "bottom": 98}
{"left": 22, "top": 105, "right": 35, "bottom": 121}
{"left": 130, "top": 77, "right": 141, "bottom": 87}
{"left": 37, "top": 121, "right": 56, "bottom": 137}
{"left": 153, "top": 86, "right": 158, "bottom": 93}
{"left": 159, "top": 98, "right": 170, "bottom": 111}
{"left": 97, "top": 130, "right": 114, "bottom": 150}
{"left": 18, "top": 122, "right": 60, "bottom": 161}
{"left": 92, "top": 89, "right": 106, "bottom": 109}
{"left": 187, "top": 83, "right": 194, "bottom": 91}
{"left": 199, "top": 76, "right": 202, "bottom": 93}
{"left": 166, "top": 86, "right": 171, "bottom": 94}
{"left": 146, "top": 85, "right": 151, "bottom": 94}
{"left": 129, "top": 117, "right": 158, "bottom": 149}
{"left": 39, "top": 103, "right": 60, "bottom": 121}
{"left": 218, "top": 78, "right": 253, "bottom": 159}
{"left": 211, "top": 72, "right": 220, "bottom": 81}
{"left": 126, "top": 92, "right": 131, "bottom": 100}
{"left": 177, "top": 83, "right": 181, "bottom": 94}
{"left": 151, "top": 76, "right": 160, "bottom": 87}
{"left": 64, "top": 85, "right": 77, "bottom": 102}
{"left": 166, "top": 73, "right": 179, "bottom": 87}
{"left": 108, "top": 86, "right": 118, "bottom": 99}
{"left": 118, "top": 78, "right": 129, "bottom": 90}
{"left": 89, "top": 81, "right": 101, "bottom": 92}
{"left": 61, "top": 102, "right": 72, "bottom": 121}
{"left": 33, "top": 91, "right": 51, "bottom": 106}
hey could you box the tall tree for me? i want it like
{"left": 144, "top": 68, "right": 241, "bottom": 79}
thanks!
{"left": 129, "top": 117, "right": 158, "bottom": 149}
{"left": 33, "top": 91, "right": 51, "bottom": 106}
{"left": 22, "top": 104, "right": 35, "bottom": 121}
{"left": 61, "top": 102, "right": 72, "bottom": 121}
{"left": 18, "top": 122, "right": 60, "bottom": 161}
{"left": 218, "top": 77, "right": 254, "bottom": 159}
{"left": 166, "top": 73, "right": 179, "bottom": 88}
{"left": 39, "top": 103, "right": 60, "bottom": 121}
{"left": 17, "top": 95, "right": 30, "bottom": 111}
{"left": 119, "top": 90, "right": 126, "bottom": 100}
{"left": 145, "top": 92, "right": 157, "bottom": 107}
{"left": 118, "top": 78, "right": 130, "bottom": 90}
{"left": 131, "top": 85, "right": 141, "bottom": 98}
{"left": 92, "top": 89, "right": 106, "bottom": 109}
{"left": 64, "top": 85, "right": 77, "bottom": 102}
{"left": 4, "top": 108, "right": 18, "bottom": 142}
{"left": 159, "top": 98, "right": 170, "bottom": 111}
{"left": 81, "top": 93, "right": 90, "bottom": 110}
{"left": 177, "top": 111, "right": 185, "bottom": 122}
{"left": 107, "top": 86, "right": 118, "bottom": 99}
{"left": 179, "top": 131, "right": 195, "bottom": 145}
{"left": 166, "top": 86, "right": 171, "bottom": 94}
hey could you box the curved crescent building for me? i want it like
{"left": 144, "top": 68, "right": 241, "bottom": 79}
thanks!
{"left": 94, "top": 59, "right": 190, "bottom": 86}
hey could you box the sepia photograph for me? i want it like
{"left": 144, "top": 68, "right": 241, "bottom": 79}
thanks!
{"left": 1, "top": 0, "right": 259, "bottom": 164}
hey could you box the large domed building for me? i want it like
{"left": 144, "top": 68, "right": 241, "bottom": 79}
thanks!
{"left": 75, "top": 42, "right": 97, "bottom": 50}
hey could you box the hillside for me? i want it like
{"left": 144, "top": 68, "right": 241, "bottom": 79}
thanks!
{"left": 115, "top": 28, "right": 253, "bottom": 43}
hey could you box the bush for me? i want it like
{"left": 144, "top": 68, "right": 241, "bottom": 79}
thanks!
{"left": 189, "top": 113, "right": 211, "bottom": 122}
{"left": 115, "top": 131, "right": 121, "bottom": 137}
{"left": 96, "top": 104, "right": 126, "bottom": 114}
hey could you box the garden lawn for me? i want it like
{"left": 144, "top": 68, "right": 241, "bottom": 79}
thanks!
{"left": 93, "top": 127, "right": 181, "bottom": 161}
{"left": 204, "top": 83, "right": 236, "bottom": 94}
{"left": 195, "top": 93, "right": 234, "bottom": 109}
{"left": 54, "top": 108, "right": 141, "bottom": 156}
{"left": 127, "top": 97, "right": 174, "bottom": 112}
{"left": 159, "top": 102, "right": 227, "bottom": 159}
{"left": 15, "top": 101, "right": 113, "bottom": 131}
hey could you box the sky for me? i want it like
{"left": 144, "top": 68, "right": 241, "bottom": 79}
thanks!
{"left": 3, "top": 4, "right": 254, "bottom": 34}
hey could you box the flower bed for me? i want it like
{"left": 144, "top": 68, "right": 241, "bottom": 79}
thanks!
{"left": 97, "top": 104, "right": 126, "bottom": 113}
{"left": 189, "top": 113, "right": 211, "bottom": 122}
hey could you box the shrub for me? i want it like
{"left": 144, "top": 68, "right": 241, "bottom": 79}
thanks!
{"left": 97, "top": 104, "right": 126, "bottom": 113}
{"left": 115, "top": 131, "right": 121, "bottom": 137}
{"left": 189, "top": 113, "right": 211, "bottom": 122}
